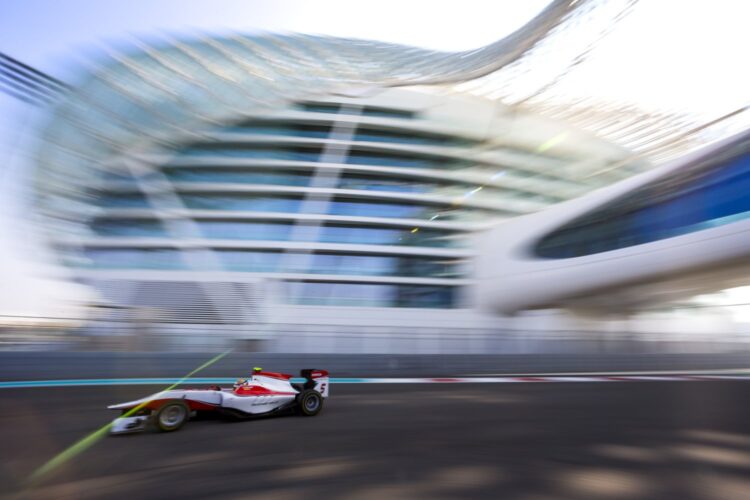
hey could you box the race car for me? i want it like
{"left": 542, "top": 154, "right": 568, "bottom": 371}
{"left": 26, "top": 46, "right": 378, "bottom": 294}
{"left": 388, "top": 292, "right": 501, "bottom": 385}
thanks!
{"left": 108, "top": 368, "right": 329, "bottom": 434}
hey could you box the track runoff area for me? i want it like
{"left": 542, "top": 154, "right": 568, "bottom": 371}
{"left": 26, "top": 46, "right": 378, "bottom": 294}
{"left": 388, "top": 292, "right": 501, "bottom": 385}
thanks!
{"left": 4, "top": 367, "right": 750, "bottom": 498}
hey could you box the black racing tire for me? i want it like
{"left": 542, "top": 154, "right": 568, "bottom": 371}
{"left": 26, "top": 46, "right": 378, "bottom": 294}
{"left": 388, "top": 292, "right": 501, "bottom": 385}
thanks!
{"left": 297, "top": 389, "right": 323, "bottom": 416}
{"left": 154, "top": 400, "right": 190, "bottom": 432}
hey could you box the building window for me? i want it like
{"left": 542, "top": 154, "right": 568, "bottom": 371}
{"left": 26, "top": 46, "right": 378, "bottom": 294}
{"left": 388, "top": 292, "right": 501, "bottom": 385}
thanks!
{"left": 535, "top": 145, "right": 750, "bottom": 258}
{"left": 284, "top": 281, "right": 458, "bottom": 308}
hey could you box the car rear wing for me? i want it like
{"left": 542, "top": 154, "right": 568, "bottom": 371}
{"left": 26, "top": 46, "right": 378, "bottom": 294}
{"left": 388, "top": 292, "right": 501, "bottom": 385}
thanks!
{"left": 300, "top": 369, "right": 329, "bottom": 398}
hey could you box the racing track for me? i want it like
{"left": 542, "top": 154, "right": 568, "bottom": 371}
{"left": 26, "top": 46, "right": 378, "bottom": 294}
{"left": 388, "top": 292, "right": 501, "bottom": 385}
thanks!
{"left": 2, "top": 382, "right": 750, "bottom": 499}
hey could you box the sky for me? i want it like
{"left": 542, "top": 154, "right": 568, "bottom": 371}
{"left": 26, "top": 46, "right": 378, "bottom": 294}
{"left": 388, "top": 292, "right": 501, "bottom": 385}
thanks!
{"left": 557, "top": 0, "right": 749, "bottom": 116}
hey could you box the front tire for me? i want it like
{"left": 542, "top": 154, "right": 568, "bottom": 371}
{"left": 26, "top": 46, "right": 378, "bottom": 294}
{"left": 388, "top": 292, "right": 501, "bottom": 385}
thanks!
{"left": 155, "top": 401, "right": 189, "bottom": 432}
{"left": 297, "top": 389, "right": 323, "bottom": 416}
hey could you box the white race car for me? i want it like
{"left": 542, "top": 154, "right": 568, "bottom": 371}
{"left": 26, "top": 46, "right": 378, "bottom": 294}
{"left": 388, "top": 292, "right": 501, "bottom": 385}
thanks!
{"left": 108, "top": 368, "right": 329, "bottom": 434}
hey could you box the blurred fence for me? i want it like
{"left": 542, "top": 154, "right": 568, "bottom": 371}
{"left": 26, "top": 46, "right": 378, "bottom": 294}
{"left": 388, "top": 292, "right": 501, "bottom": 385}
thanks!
{"left": 2, "top": 320, "right": 750, "bottom": 356}
{"left": 1, "top": 351, "right": 749, "bottom": 380}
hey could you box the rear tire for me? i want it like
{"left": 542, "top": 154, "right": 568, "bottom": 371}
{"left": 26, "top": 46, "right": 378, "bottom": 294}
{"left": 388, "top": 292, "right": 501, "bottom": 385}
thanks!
{"left": 155, "top": 401, "right": 189, "bottom": 432}
{"left": 297, "top": 389, "right": 323, "bottom": 416}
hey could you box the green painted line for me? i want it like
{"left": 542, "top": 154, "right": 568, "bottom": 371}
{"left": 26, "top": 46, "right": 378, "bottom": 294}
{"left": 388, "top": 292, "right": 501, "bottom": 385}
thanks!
{"left": 28, "top": 349, "right": 233, "bottom": 484}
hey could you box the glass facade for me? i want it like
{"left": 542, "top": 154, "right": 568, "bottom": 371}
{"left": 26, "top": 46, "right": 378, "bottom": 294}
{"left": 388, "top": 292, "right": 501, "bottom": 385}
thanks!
{"left": 166, "top": 168, "right": 311, "bottom": 186}
{"left": 91, "top": 219, "right": 164, "bottom": 237}
{"left": 83, "top": 248, "right": 467, "bottom": 278}
{"left": 219, "top": 123, "right": 332, "bottom": 138}
{"left": 337, "top": 175, "right": 434, "bottom": 193}
{"left": 176, "top": 146, "right": 322, "bottom": 162}
{"left": 346, "top": 150, "right": 468, "bottom": 170}
{"left": 535, "top": 146, "right": 750, "bottom": 258}
{"left": 211, "top": 121, "right": 471, "bottom": 147}
{"left": 353, "top": 128, "right": 472, "bottom": 147}
{"left": 297, "top": 102, "right": 415, "bottom": 120}
{"left": 316, "top": 224, "right": 461, "bottom": 247}
{"left": 83, "top": 248, "right": 184, "bottom": 270}
{"left": 91, "top": 219, "right": 464, "bottom": 247}
{"left": 173, "top": 145, "right": 470, "bottom": 171}
{"left": 180, "top": 194, "right": 303, "bottom": 212}
{"left": 173, "top": 194, "right": 490, "bottom": 220}
{"left": 285, "top": 281, "right": 456, "bottom": 308}
{"left": 82, "top": 97, "right": 553, "bottom": 310}
{"left": 359, "top": 107, "right": 415, "bottom": 119}
{"left": 162, "top": 167, "right": 509, "bottom": 201}
{"left": 297, "top": 102, "right": 341, "bottom": 115}
{"left": 98, "top": 193, "right": 151, "bottom": 208}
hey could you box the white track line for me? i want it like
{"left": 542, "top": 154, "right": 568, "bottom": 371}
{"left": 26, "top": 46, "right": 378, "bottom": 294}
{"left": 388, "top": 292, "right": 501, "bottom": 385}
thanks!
{"left": 0, "top": 375, "right": 749, "bottom": 389}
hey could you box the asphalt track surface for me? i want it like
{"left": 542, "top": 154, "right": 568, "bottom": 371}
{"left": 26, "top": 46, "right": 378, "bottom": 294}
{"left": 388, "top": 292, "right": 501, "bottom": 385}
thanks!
{"left": 2, "top": 382, "right": 750, "bottom": 499}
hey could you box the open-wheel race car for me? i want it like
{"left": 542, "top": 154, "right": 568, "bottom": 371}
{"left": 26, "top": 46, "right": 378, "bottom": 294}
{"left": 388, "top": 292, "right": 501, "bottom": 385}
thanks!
{"left": 108, "top": 368, "right": 329, "bottom": 434}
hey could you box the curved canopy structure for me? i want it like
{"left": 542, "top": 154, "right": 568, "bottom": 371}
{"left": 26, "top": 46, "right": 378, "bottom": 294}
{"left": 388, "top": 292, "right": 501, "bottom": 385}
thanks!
{"left": 34, "top": 0, "right": 748, "bottom": 206}
{"left": 34, "top": 0, "right": 578, "bottom": 201}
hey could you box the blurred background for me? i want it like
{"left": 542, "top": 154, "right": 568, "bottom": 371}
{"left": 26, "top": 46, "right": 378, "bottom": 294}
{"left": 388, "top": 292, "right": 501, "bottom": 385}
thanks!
{"left": 0, "top": 0, "right": 748, "bottom": 356}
